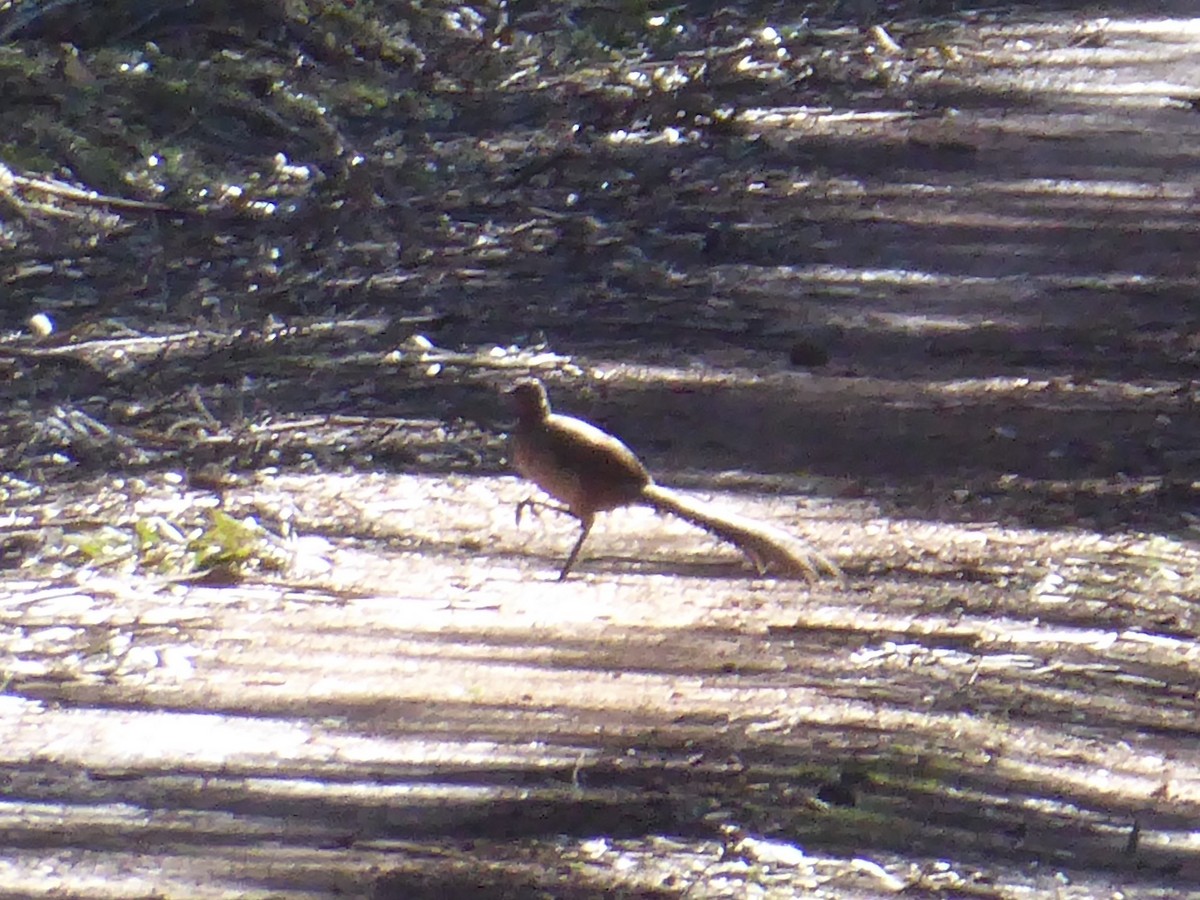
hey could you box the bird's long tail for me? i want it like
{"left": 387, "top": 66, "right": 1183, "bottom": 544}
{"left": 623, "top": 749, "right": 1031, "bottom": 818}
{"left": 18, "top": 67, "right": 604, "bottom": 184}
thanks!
{"left": 642, "top": 484, "right": 841, "bottom": 581}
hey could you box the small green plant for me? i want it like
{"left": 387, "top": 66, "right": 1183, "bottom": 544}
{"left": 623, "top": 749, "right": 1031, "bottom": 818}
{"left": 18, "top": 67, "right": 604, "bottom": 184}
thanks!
{"left": 65, "top": 510, "right": 288, "bottom": 581}
{"left": 188, "top": 509, "right": 289, "bottom": 579}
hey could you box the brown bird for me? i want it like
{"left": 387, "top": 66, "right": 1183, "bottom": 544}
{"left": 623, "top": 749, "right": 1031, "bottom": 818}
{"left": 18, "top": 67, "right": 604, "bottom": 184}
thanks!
{"left": 506, "top": 377, "right": 841, "bottom": 581}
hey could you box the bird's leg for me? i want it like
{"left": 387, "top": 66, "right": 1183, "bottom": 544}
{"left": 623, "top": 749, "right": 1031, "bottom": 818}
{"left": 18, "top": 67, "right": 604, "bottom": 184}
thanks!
{"left": 558, "top": 518, "right": 593, "bottom": 581}
{"left": 515, "top": 495, "right": 573, "bottom": 526}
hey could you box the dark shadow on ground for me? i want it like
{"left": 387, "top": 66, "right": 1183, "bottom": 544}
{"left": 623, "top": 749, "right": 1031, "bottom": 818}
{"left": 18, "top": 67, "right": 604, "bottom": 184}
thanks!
{"left": 3, "top": 609, "right": 1198, "bottom": 895}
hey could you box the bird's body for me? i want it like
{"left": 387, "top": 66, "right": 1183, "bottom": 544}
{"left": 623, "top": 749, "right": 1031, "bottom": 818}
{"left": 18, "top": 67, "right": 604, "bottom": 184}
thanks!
{"left": 506, "top": 378, "right": 839, "bottom": 581}
{"left": 510, "top": 406, "right": 649, "bottom": 519}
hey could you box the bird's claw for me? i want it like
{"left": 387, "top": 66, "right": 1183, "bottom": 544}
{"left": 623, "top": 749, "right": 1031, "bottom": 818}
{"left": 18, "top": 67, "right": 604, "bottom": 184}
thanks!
{"left": 515, "top": 496, "right": 571, "bottom": 527}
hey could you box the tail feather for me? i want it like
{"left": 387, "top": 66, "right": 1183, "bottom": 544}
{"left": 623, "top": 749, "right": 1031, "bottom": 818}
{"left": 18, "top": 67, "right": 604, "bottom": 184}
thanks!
{"left": 642, "top": 484, "right": 841, "bottom": 581}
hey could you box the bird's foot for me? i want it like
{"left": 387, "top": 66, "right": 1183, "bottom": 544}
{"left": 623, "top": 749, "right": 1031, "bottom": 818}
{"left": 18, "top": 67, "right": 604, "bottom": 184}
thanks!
{"left": 515, "top": 495, "right": 572, "bottom": 526}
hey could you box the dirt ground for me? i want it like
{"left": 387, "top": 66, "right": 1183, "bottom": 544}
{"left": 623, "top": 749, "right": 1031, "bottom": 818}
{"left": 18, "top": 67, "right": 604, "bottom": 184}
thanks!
{"left": 1, "top": 2, "right": 1199, "bottom": 898}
